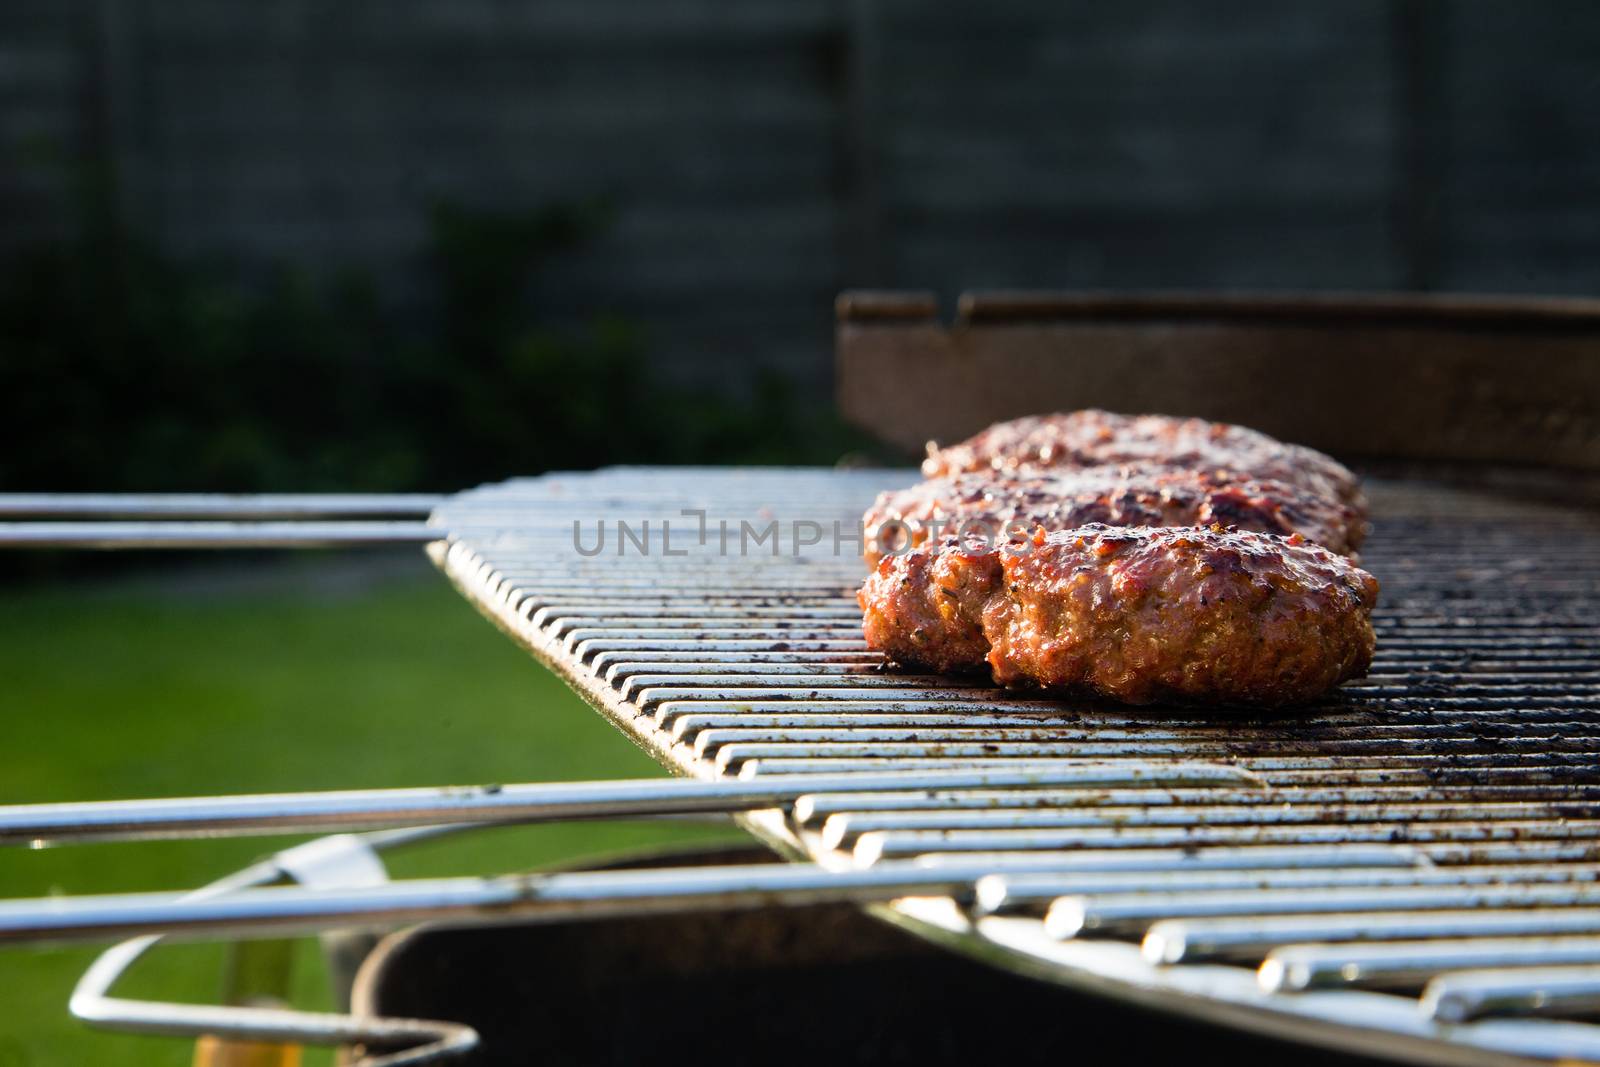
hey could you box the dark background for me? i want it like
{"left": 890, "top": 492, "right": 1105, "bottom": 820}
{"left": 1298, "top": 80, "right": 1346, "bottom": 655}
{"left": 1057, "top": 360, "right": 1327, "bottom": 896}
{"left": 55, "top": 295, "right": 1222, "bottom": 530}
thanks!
{"left": 3, "top": 0, "right": 1599, "bottom": 491}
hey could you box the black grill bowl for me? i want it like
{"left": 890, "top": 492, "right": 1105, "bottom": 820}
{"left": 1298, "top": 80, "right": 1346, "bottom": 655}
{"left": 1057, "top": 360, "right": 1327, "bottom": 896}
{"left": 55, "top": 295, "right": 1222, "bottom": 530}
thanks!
{"left": 353, "top": 845, "right": 1398, "bottom": 1067}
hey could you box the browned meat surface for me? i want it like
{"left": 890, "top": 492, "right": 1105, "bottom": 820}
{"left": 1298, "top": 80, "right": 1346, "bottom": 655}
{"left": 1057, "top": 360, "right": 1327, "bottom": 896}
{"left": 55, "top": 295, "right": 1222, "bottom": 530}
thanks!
{"left": 859, "top": 525, "right": 1379, "bottom": 707}
{"left": 922, "top": 410, "right": 1364, "bottom": 512}
{"left": 863, "top": 467, "right": 1365, "bottom": 566}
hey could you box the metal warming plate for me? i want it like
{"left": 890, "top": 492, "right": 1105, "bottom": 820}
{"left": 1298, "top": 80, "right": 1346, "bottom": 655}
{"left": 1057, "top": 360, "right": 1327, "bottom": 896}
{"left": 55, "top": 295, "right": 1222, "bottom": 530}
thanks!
{"left": 433, "top": 466, "right": 1600, "bottom": 1067}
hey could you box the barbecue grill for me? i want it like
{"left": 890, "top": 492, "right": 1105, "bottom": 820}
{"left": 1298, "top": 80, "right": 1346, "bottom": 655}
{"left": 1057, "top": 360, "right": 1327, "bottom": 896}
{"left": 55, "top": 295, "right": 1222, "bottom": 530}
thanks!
{"left": 2, "top": 291, "right": 1599, "bottom": 1066}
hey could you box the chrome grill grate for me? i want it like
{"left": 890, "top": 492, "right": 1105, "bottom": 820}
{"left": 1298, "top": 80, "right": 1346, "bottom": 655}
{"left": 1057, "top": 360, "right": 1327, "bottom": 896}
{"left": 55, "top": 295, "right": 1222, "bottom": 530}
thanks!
{"left": 434, "top": 466, "right": 1600, "bottom": 1066}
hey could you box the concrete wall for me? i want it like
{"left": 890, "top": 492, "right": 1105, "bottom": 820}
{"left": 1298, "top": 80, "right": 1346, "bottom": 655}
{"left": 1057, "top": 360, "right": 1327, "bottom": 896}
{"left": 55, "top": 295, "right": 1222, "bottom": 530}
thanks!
{"left": 4, "top": 0, "right": 1599, "bottom": 394}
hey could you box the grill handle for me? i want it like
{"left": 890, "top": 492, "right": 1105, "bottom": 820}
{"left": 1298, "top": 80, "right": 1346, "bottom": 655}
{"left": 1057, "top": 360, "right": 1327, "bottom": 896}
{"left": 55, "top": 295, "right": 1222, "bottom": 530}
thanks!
{"left": 70, "top": 828, "right": 482, "bottom": 1067}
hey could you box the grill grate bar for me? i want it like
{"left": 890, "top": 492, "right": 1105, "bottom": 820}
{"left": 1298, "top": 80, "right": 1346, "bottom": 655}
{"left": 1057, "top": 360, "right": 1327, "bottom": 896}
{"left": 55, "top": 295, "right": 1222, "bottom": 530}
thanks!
{"left": 737, "top": 756, "right": 1600, "bottom": 782}
{"left": 851, "top": 823, "right": 1600, "bottom": 866}
{"left": 795, "top": 785, "right": 1600, "bottom": 830}
{"left": 654, "top": 697, "right": 1600, "bottom": 725}
{"left": 979, "top": 866, "right": 1600, "bottom": 916}
{"left": 1143, "top": 910, "right": 1600, "bottom": 965}
{"left": 1263, "top": 939, "right": 1600, "bottom": 994}
{"left": 711, "top": 741, "right": 1600, "bottom": 777}
{"left": 1423, "top": 966, "right": 1600, "bottom": 1023}
{"left": 1051, "top": 884, "right": 1600, "bottom": 939}
{"left": 817, "top": 803, "right": 1600, "bottom": 851}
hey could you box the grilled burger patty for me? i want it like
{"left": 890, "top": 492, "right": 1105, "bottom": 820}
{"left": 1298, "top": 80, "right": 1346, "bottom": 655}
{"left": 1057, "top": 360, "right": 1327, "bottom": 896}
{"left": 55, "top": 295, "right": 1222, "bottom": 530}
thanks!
{"left": 859, "top": 525, "right": 1379, "bottom": 707}
{"left": 922, "top": 410, "right": 1364, "bottom": 512}
{"left": 863, "top": 467, "right": 1366, "bottom": 566}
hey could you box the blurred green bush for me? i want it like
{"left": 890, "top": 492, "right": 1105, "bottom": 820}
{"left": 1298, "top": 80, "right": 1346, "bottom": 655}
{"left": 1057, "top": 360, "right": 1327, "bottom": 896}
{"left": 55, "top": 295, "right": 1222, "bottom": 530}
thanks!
{"left": 0, "top": 195, "right": 871, "bottom": 494}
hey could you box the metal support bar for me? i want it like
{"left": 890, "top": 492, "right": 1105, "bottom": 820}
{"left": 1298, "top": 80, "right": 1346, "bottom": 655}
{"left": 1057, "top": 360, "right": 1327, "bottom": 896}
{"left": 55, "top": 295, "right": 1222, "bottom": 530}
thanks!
{"left": 0, "top": 764, "right": 1258, "bottom": 845}
{"left": 0, "top": 494, "right": 445, "bottom": 519}
{"left": 0, "top": 862, "right": 972, "bottom": 946}
{"left": 0, "top": 522, "right": 440, "bottom": 549}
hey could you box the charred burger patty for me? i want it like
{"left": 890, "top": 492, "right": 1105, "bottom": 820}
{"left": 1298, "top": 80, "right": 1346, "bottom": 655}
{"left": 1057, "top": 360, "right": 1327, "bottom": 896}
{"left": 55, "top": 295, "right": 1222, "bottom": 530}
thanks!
{"left": 858, "top": 525, "right": 1379, "bottom": 707}
{"left": 863, "top": 466, "right": 1366, "bottom": 566}
{"left": 922, "top": 409, "right": 1364, "bottom": 512}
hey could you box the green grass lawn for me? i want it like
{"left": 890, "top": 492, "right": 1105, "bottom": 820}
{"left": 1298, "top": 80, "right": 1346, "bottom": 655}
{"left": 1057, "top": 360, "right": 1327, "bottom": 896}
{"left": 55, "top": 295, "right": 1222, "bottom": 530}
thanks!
{"left": 0, "top": 556, "right": 740, "bottom": 1065}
